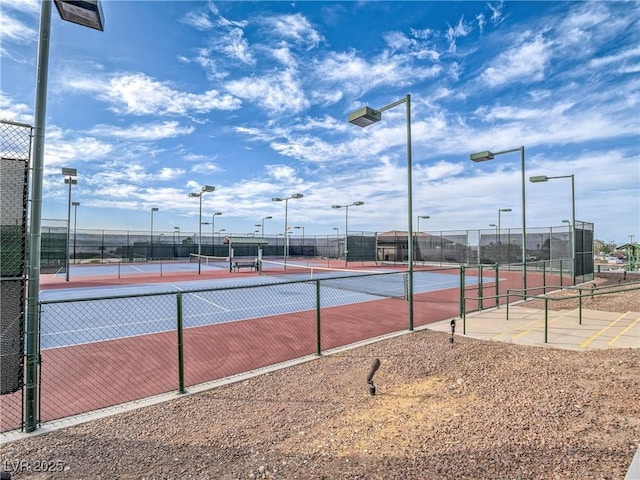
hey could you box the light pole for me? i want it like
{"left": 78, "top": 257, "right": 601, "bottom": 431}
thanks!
{"left": 416, "top": 215, "right": 429, "bottom": 262}
{"left": 259, "top": 215, "right": 272, "bottom": 237}
{"left": 217, "top": 228, "right": 226, "bottom": 247}
{"left": 294, "top": 226, "right": 305, "bottom": 257}
{"left": 332, "top": 201, "right": 364, "bottom": 267}
{"left": 173, "top": 226, "right": 180, "bottom": 259}
{"left": 333, "top": 227, "right": 340, "bottom": 260}
{"left": 497, "top": 208, "right": 512, "bottom": 264}
{"left": 417, "top": 215, "right": 430, "bottom": 234}
{"left": 150, "top": 207, "right": 159, "bottom": 261}
{"left": 530, "top": 174, "right": 576, "bottom": 284}
{"left": 26, "top": 0, "right": 105, "bottom": 434}
{"left": 470, "top": 146, "right": 527, "bottom": 295}
{"left": 349, "top": 95, "right": 414, "bottom": 328}
{"left": 272, "top": 193, "right": 303, "bottom": 266}
{"left": 62, "top": 167, "right": 77, "bottom": 282}
{"left": 201, "top": 211, "right": 222, "bottom": 252}
{"left": 189, "top": 185, "right": 215, "bottom": 273}
{"left": 72, "top": 201, "right": 80, "bottom": 264}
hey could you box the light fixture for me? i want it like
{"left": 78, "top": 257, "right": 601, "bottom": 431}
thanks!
{"left": 470, "top": 146, "right": 526, "bottom": 294}
{"left": 26, "top": 0, "right": 105, "bottom": 433}
{"left": 529, "top": 173, "right": 576, "bottom": 284}
{"left": 272, "top": 194, "right": 303, "bottom": 266}
{"left": 349, "top": 95, "right": 414, "bottom": 328}
{"left": 332, "top": 201, "right": 364, "bottom": 266}
{"left": 54, "top": 0, "right": 105, "bottom": 31}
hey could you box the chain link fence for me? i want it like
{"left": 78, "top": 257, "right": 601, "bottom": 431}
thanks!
{"left": 31, "top": 271, "right": 410, "bottom": 427}
{"left": 0, "top": 258, "right": 572, "bottom": 432}
{"left": 0, "top": 120, "right": 32, "bottom": 432}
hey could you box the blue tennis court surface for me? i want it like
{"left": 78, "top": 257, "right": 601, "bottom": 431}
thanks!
{"left": 52, "top": 260, "right": 227, "bottom": 278}
{"left": 40, "top": 270, "right": 492, "bottom": 350}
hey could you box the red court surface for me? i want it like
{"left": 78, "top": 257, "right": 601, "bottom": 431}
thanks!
{"left": 1, "top": 262, "right": 556, "bottom": 432}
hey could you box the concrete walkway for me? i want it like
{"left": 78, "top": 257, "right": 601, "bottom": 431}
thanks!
{"left": 428, "top": 306, "right": 640, "bottom": 350}
{"left": 428, "top": 305, "right": 640, "bottom": 479}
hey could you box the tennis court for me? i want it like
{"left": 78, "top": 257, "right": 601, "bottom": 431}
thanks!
{"left": 2, "top": 260, "right": 531, "bottom": 432}
{"left": 41, "top": 265, "right": 487, "bottom": 350}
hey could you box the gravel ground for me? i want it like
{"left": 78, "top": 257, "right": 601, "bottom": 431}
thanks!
{"left": 1, "top": 277, "right": 639, "bottom": 480}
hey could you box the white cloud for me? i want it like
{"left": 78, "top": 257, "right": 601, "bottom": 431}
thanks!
{"left": 225, "top": 69, "right": 308, "bottom": 115}
{"left": 266, "top": 165, "right": 297, "bottom": 181}
{"left": 65, "top": 72, "right": 242, "bottom": 116}
{"left": 445, "top": 16, "right": 473, "bottom": 53}
{"left": 480, "top": 34, "right": 551, "bottom": 87}
{"left": 261, "top": 13, "right": 323, "bottom": 50}
{"left": 157, "top": 167, "right": 185, "bottom": 181}
{"left": 88, "top": 121, "right": 194, "bottom": 140}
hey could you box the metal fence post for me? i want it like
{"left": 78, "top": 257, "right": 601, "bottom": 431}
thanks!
{"left": 494, "top": 263, "right": 500, "bottom": 308}
{"left": 316, "top": 280, "right": 321, "bottom": 355}
{"left": 176, "top": 293, "right": 185, "bottom": 394}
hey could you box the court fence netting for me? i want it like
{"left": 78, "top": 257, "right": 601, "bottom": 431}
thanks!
{"left": 1, "top": 259, "right": 577, "bottom": 433}
{"left": 1, "top": 120, "right": 32, "bottom": 404}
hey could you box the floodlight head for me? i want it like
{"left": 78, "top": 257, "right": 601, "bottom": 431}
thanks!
{"left": 64, "top": 178, "right": 78, "bottom": 185}
{"left": 562, "top": 219, "right": 571, "bottom": 224}
{"left": 529, "top": 175, "right": 549, "bottom": 183}
{"left": 291, "top": 193, "right": 304, "bottom": 199}
{"left": 54, "top": 0, "right": 105, "bottom": 31}
{"left": 214, "top": 211, "right": 222, "bottom": 215}
{"left": 61, "top": 167, "right": 77, "bottom": 176}
{"left": 489, "top": 223, "right": 497, "bottom": 227}
{"left": 151, "top": 207, "right": 159, "bottom": 212}
{"left": 470, "top": 151, "right": 495, "bottom": 162}
{"left": 500, "top": 208, "right": 512, "bottom": 212}
{"left": 72, "top": 201, "right": 80, "bottom": 206}
{"left": 348, "top": 106, "right": 381, "bottom": 127}
{"left": 419, "top": 215, "right": 430, "bottom": 219}
{"left": 331, "top": 205, "right": 341, "bottom": 209}
{"left": 188, "top": 192, "right": 199, "bottom": 198}
{"left": 264, "top": 216, "right": 272, "bottom": 220}
{"left": 353, "top": 201, "right": 364, "bottom": 206}
{"left": 272, "top": 197, "right": 283, "bottom": 202}
{"left": 202, "top": 185, "right": 215, "bottom": 193}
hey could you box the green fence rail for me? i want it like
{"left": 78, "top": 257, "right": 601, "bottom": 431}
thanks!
{"left": 0, "top": 260, "right": 577, "bottom": 433}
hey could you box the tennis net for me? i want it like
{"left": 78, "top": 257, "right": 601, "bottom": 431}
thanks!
{"left": 259, "top": 259, "right": 408, "bottom": 299}
{"left": 189, "top": 253, "right": 230, "bottom": 267}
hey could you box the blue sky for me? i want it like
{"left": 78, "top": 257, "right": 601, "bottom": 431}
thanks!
{"left": 2, "top": 1, "right": 639, "bottom": 244}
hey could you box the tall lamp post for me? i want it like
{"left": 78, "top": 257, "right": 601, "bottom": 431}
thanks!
{"left": 470, "top": 146, "right": 527, "bottom": 295}
{"left": 416, "top": 215, "right": 430, "bottom": 262}
{"left": 150, "top": 207, "right": 159, "bottom": 261}
{"left": 332, "top": 201, "right": 364, "bottom": 267}
{"left": 530, "top": 174, "right": 575, "bottom": 284}
{"left": 497, "top": 208, "right": 512, "bottom": 264}
{"left": 62, "top": 167, "right": 77, "bottom": 282}
{"left": 26, "top": 0, "right": 105, "bottom": 433}
{"left": 259, "top": 215, "right": 272, "bottom": 237}
{"left": 349, "top": 95, "right": 414, "bottom": 329}
{"left": 294, "top": 226, "right": 305, "bottom": 257}
{"left": 201, "top": 211, "right": 222, "bottom": 252}
{"left": 217, "top": 228, "right": 226, "bottom": 246}
{"left": 189, "top": 185, "right": 215, "bottom": 273}
{"left": 72, "top": 201, "right": 80, "bottom": 264}
{"left": 272, "top": 193, "right": 303, "bottom": 266}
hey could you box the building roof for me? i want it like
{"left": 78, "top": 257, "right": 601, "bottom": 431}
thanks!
{"left": 223, "top": 236, "right": 269, "bottom": 245}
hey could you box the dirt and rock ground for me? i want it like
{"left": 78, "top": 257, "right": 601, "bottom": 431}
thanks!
{"left": 1, "top": 276, "right": 638, "bottom": 480}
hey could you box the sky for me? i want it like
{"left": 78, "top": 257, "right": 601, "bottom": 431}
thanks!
{"left": 1, "top": 0, "right": 639, "bottom": 245}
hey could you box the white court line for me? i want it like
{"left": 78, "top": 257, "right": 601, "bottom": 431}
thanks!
{"left": 172, "top": 285, "right": 231, "bottom": 312}
{"left": 129, "top": 265, "right": 145, "bottom": 272}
